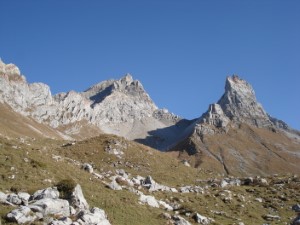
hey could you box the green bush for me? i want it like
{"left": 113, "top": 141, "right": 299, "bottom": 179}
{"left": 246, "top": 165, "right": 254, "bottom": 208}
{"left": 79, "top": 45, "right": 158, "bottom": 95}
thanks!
{"left": 56, "top": 179, "right": 76, "bottom": 199}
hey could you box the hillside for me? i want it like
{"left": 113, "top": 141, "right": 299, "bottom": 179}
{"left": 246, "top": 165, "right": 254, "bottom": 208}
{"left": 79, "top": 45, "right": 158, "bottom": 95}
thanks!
{"left": 0, "top": 134, "right": 299, "bottom": 225}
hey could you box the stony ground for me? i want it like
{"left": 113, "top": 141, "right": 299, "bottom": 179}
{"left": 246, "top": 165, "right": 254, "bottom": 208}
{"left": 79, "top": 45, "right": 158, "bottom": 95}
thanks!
{"left": 0, "top": 134, "right": 299, "bottom": 225}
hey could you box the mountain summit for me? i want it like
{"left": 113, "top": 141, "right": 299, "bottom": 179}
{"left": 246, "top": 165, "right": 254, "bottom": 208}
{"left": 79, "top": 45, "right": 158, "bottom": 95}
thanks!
{"left": 170, "top": 75, "right": 300, "bottom": 175}
{"left": 0, "top": 59, "right": 186, "bottom": 146}
{"left": 218, "top": 75, "right": 272, "bottom": 127}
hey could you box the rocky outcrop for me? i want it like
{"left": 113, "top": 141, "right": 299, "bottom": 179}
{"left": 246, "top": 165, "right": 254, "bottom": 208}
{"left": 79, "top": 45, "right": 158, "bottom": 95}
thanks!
{"left": 4, "top": 184, "right": 111, "bottom": 225}
{"left": 217, "top": 75, "right": 273, "bottom": 127}
{"left": 195, "top": 75, "right": 275, "bottom": 137}
{"left": 0, "top": 60, "right": 53, "bottom": 117}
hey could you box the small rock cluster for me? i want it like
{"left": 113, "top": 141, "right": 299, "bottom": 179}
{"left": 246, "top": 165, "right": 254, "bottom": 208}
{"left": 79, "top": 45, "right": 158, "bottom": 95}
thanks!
{"left": 93, "top": 167, "right": 214, "bottom": 224}
{"left": 0, "top": 184, "right": 111, "bottom": 225}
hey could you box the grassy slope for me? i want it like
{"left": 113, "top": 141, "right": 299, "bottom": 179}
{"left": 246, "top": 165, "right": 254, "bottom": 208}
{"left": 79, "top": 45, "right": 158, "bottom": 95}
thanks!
{"left": 1, "top": 134, "right": 299, "bottom": 225}
{"left": 0, "top": 103, "right": 63, "bottom": 139}
{"left": 172, "top": 123, "right": 300, "bottom": 176}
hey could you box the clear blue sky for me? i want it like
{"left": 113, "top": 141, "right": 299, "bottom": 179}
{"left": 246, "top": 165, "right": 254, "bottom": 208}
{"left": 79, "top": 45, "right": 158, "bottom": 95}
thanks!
{"left": 0, "top": 1, "right": 299, "bottom": 130}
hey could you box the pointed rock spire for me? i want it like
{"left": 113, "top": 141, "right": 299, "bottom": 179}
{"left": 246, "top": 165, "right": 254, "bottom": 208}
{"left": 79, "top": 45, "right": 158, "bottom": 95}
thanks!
{"left": 217, "top": 75, "right": 272, "bottom": 127}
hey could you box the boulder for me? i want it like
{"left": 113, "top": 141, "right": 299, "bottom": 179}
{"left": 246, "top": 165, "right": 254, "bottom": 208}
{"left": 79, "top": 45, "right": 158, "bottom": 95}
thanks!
{"left": 172, "top": 215, "right": 192, "bottom": 225}
{"left": 107, "top": 180, "right": 122, "bottom": 191}
{"left": 6, "top": 193, "right": 22, "bottom": 205}
{"left": 69, "top": 184, "right": 89, "bottom": 210}
{"left": 179, "top": 186, "right": 191, "bottom": 193}
{"left": 262, "top": 214, "right": 281, "bottom": 221}
{"left": 158, "top": 200, "right": 173, "bottom": 211}
{"left": 116, "top": 169, "right": 128, "bottom": 179}
{"left": 220, "top": 180, "right": 229, "bottom": 188}
{"left": 82, "top": 163, "right": 93, "bottom": 173}
{"left": 30, "top": 187, "right": 59, "bottom": 201}
{"left": 76, "top": 207, "right": 111, "bottom": 225}
{"left": 193, "top": 213, "right": 214, "bottom": 224}
{"left": 29, "top": 198, "right": 70, "bottom": 217}
{"left": 139, "top": 194, "right": 159, "bottom": 208}
{"left": 6, "top": 206, "right": 37, "bottom": 224}
{"left": 143, "top": 175, "right": 172, "bottom": 192}
{"left": 18, "top": 192, "right": 31, "bottom": 206}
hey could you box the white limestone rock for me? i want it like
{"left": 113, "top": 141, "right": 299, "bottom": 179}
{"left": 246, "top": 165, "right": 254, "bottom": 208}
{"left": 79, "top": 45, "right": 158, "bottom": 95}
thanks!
{"left": 193, "top": 213, "right": 214, "bottom": 224}
{"left": 158, "top": 200, "right": 173, "bottom": 211}
{"left": 6, "top": 206, "right": 37, "bottom": 224}
{"left": 7, "top": 193, "right": 22, "bottom": 205}
{"left": 76, "top": 207, "right": 111, "bottom": 225}
{"left": 30, "top": 187, "right": 59, "bottom": 201}
{"left": 142, "top": 175, "right": 173, "bottom": 192}
{"left": 82, "top": 163, "right": 93, "bottom": 173}
{"left": 107, "top": 178, "right": 123, "bottom": 191}
{"left": 139, "top": 194, "right": 159, "bottom": 208}
{"left": 69, "top": 184, "right": 89, "bottom": 210}
{"left": 29, "top": 198, "right": 70, "bottom": 217}
{"left": 217, "top": 75, "right": 272, "bottom": 127}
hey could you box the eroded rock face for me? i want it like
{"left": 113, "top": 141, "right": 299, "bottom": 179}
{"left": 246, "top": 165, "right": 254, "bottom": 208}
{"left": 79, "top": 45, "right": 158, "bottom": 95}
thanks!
{"left": 0, "top": 60, "right": 52, "bottom": 116}
{"left": 195, "top": 75, "right": 279, "bottom": 136}
{"left": 69, "top": 184, "right": 89, "bottom": 210}
{"left": 5, "top": 184, "right": 111, "bottom": 225}
{"left": 217, "top": 75, "right": 272, "bottom": 127}
{"left": 29, "top": 198, "right": 70, "bottom": 217}
{"left": 0, "top": 60, "right": 177, "bottom": 142}
{"left": 30, "top": 187, "right": 60, "bottom": 201}
{"left": 6, "top": 206, "right": 37, "bottom": 224}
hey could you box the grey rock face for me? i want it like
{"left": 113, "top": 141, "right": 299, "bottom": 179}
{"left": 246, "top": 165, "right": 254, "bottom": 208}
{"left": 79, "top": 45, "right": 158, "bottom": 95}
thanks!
{"left": 200, "top": 104, "right": 229, "bottom": 129}
{"left": 6, "top": 193, "right": 22, "bottom": 205}
{"left": 69, "top": 184, "right": 89, "bottom": 210}
{"left": 194, "top": 75, "right": 288, "bottom": 137}
{"left": 17, "top": 192, "right": 31, "bottom": 206}
{"left": 0, "top": 64, "right": 52, "bottom": 117}
{"left": 30, "top": 187, "right": 60, "bottom": 201}
{"left": 6, "top": 206, "right": 37, "bottom": 224}
{"left": 76, "top": 207, "right": 111, "bottom": 225}
{"left": 217, "top": 75, "right": 272, "bottom": 127}
{"left": 0, "top": 60, "right": 178, "bottom": 143}
{"left": 0, "top": 59, "right": 297, "bottom": 150}
{"left": 29, "top": 198, "right": 70, "bottom": 217}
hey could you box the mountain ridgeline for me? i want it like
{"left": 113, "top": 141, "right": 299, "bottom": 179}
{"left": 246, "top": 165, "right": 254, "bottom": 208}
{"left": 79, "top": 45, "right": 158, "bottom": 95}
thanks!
{"left": 0, "top": 59, "right": 299, "bottom": 175}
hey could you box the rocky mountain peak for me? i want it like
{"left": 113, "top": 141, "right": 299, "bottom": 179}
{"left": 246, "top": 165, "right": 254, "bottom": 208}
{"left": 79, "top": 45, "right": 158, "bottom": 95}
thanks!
{"left": 112, "top": 74, "right": 144, "bottom": 95}
{"left": 217, "top": 75, "right": 272, "bottom": 127}
{"left": 120, "top": 73, "right": 133, "bottom": 84}
{"left": 0, "top": 59, "right": 25, "bottom": 82}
